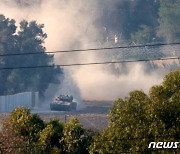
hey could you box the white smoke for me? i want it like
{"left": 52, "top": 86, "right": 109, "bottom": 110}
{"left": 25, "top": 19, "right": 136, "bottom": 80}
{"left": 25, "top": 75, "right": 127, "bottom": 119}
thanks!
{"left": 56, "top": 69, "right": 85, "bottom": 110}
{"left": 72, "top": 63, "right": 163, "bottom": 100}
{"left": 0, "top": 0, "right": 166, "bottom": 102}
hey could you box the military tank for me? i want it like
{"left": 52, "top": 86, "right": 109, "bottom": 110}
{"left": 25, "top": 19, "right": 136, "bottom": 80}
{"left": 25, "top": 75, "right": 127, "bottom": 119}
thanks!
{"left": 50, "top": 95, "right": 77, "bottom": 111}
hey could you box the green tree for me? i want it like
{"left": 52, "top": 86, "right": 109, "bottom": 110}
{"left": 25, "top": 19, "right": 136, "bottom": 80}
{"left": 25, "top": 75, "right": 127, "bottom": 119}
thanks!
{"left": 61, "top": 117, "right": 93, "bottom": 154}
{"left": 149, "top": 70, "right": 180, "bottom": 139}
{"left": 0, "top": 15, "right": 17, "bottom": 93}
{"left": 90, "top": 69, "right": 180, "bottom": 153}
{"left": 90, "top": 91, "right": 154, "bottom": 153}
{"left": 1, "top": 107, "right": 95, "bottom": 153}
{"left": 158, "top": 0, "right": 180, "bottom": 42}
{"left": 38, "top": 119, "right": 64, "bottom": 153}
{"left": 102, "top": 0, "right": 159, "bottom": 40}
{"left": 0, "top": 14, "right": 63, "bottom": 97}
{"left": 131, "top": 25, "right": 155, "bottom": 44}
{"left": 10, "top": 107, "right": 45, "bottom": 144}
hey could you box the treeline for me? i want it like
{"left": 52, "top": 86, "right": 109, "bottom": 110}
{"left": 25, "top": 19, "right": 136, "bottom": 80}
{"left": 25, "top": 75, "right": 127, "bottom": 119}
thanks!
{"left": 0, "top": 108, "right": 94, "bottom": 153}
{"left": 0, "top": 68, "right": 179, "bottom": 153}
{"left": 0, "top": 15, "right": 63, "bottom": 96}
{"left": 101, "top": 0, "right": 180, "bottom": 75}
{"left": 102, "top": 0, "right": 180, "bottom": 44}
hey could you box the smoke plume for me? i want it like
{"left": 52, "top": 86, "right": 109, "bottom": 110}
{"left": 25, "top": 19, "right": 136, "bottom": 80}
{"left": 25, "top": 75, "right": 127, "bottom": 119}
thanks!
{"left": 0, "top": 0, "right": 169, "bottom": 102}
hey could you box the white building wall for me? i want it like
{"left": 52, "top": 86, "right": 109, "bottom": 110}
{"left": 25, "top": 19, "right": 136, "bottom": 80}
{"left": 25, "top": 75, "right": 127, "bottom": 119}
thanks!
{"left": 0, "top": 92, "right": 39, "bottom": 113}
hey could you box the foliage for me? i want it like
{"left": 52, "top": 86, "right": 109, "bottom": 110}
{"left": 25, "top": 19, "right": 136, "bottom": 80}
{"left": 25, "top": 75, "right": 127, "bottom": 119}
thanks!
{"left": 158, "top": 0, "right": 180, "bottom": 42}
{"left": 102, "top": 0, "right": 159, "bottom": 40}
{"left": 10, "top": 107, "right": 45, "bottom": 144}
{"left": 0, "top": 120, "right": 26, "bottom": 153}
{"left": 61, "top": 117, "right": 94, "bottom": 154}
{"left": 90, "top": 91, "right": 153, "bottom": 153}
{"left": 149, "top": 69, "right": 180, "bottom": 138}
{"left": 38, "top": 119, "right": 64, "bottom": 152}
{"left": 131, "top": 25, "right": 155, "bottom": 44}
{"left": 0, "top": 107, "right": 94, "bottom": 153}
{"left": 102, "top": 0, "right": 180, "bottom": 44}
{"left": 90, "top": 69, "right": 180, "bottom": 153}
{"left": 0, "top": 14, "right": 63, "bottom": 97}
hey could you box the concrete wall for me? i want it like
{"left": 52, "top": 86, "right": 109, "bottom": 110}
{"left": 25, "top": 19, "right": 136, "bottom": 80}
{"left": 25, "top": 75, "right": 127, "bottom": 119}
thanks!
{"left": 0, "top": 92, "right": 39, "bottom": 113}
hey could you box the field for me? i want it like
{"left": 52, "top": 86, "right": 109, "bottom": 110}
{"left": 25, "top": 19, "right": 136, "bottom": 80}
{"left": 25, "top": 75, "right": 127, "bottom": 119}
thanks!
{"left": 0, "top": 101, "right": 113, "bottom": 131}
{"left": 38, "top": 101, "right": 113, "bottom": 130}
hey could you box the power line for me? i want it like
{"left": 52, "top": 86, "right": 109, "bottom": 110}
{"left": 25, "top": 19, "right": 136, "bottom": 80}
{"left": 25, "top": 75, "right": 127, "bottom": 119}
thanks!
{"left": 106, "top": 8, "right": 159, "bottom": 13}
{"left": 0, "top": 42, "right": 180, "bottom": 57}
{"left": 0, "top": 56, "right": 179, "bottom": 70}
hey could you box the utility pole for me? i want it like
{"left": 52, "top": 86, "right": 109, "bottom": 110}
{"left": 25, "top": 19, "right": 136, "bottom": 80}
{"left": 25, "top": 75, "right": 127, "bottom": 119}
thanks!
{"left": 65, "top": 111, "right": 67, "bottom": 123}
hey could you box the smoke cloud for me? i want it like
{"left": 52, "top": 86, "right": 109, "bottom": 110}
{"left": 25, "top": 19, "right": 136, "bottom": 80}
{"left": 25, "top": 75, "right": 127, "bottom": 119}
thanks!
{"left": 72, "top": 63, "right": 163, "bottom": 100}
{"left": 0, "top": 0, "right": 169, "bottom": 102}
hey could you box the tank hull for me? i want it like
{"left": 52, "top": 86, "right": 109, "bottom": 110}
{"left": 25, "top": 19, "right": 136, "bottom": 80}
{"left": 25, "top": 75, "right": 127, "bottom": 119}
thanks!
{"left": 50, "top": 102, "right": 77, "bottom": 111}
{"left": 50, "top": 95, "right": 77, "bottom": 111}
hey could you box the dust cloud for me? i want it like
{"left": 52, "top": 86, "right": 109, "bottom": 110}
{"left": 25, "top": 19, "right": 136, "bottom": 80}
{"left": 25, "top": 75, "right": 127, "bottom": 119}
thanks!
{"left": 72, "top": 63, "right": 163, "bottom": 100}
{"left": 0, "top": 0, "right": 166, "bottom": 102}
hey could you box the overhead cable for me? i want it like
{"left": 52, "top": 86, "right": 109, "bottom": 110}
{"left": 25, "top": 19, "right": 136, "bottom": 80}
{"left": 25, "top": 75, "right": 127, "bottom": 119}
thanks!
{"left": 0, "top": 56, "right": 179, "bottom": 70}
{"left": 0, "top": 42, "right": 180, "bottom": 57}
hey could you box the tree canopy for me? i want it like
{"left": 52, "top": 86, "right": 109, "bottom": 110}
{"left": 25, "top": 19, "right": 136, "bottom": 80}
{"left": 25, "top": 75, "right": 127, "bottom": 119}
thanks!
{"left": 101, "top": 0, "right": 180, "bottom": 44}
{"left": 157, "top": 0, "right": 180, "bottom": 42}
{"left": 0, "top": 107, "right": 94, "bottom": 153}
{"left": 0, "top": 14, "right": 63, "bottom": 97}
{"left": 90, "top": 69, "right": 180, "bottom": 153}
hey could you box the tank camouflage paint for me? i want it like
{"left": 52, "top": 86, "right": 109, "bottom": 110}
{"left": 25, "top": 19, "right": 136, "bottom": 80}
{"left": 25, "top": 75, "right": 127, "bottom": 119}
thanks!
{"left": 50, "top": 95, "right": 77, "bottom": 111}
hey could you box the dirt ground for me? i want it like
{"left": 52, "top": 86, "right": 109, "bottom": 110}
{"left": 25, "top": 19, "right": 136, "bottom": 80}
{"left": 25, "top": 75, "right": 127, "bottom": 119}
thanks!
{"left": 37, "top": 101, "right": 113, "bottom": 130}
{"left": 0, "top": 101, "right": 113, "bottom": 131}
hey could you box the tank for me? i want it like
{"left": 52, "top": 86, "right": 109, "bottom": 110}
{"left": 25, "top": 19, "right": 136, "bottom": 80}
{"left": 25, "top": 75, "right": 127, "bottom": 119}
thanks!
{"left": 50, "top": 95, "right": 77, "bottom": 111}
